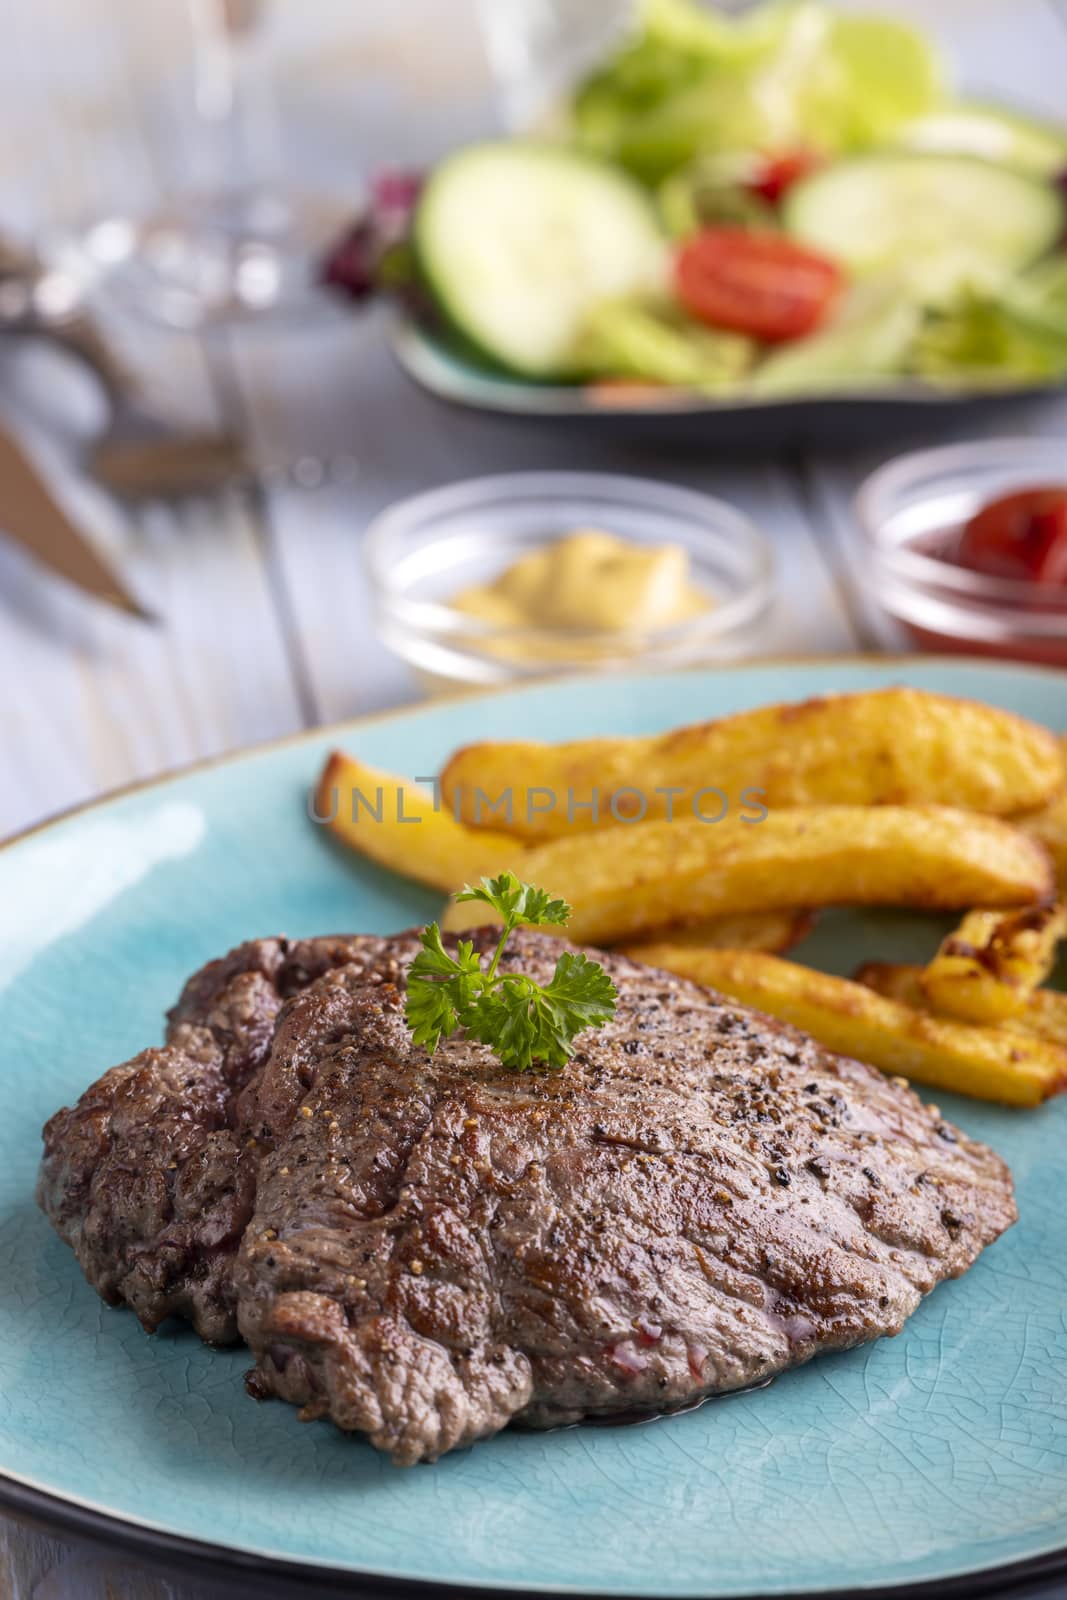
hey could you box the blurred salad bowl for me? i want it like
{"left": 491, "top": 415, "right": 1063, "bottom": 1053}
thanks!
{"left": 323, "top": 0, "right": 1067, "bottom": 427}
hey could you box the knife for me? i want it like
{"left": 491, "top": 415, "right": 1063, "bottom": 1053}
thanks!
{"left": 0, "top": 426, "right": 155, "bottom": 621}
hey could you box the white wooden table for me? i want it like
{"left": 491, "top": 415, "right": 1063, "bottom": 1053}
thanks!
{"left": 1, "top": 1, "right": 1066, "bottom": 1593}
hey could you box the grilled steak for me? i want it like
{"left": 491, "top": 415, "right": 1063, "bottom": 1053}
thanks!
{"left": 39, "top": 929, "right": 1015, "bottom": 1464}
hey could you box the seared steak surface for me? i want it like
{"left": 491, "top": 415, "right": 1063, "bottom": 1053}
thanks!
{"left": 39, "top": 929, "right": 1015, "bottom": 1464}
{"left": 38, "top": 935, "right": 403, "bottom": 1342}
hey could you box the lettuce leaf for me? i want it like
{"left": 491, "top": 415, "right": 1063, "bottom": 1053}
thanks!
{"left": 576, "top": 297, "right": 754, "bottom": 390}
{"left": 571, "top": 0, "right": 944, "bottom": 181}
{"left": 750, "top": 280, "right": 922, "bottom": 395}
{"left": 658, "top": 154, "right": 777, "bottom": 236}
{"left": 910, "top": 289, "right": 1067, "bottom": 388}
{"left": 1004, "top": 255, "right": 1067, "bottom": 339}
{"left": 800, "top": 14, "right": 945, "bottom": 151}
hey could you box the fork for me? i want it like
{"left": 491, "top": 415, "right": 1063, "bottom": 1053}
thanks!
{"left": 0, "top": 234, "right": 251, "bottom": 500}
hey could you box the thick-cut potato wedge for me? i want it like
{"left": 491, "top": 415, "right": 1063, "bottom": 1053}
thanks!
{"left": 860, "top": 961, "right": 1067, "bottom": 1052}
{"left": 440, "top": 806, "right": 1054, "bottom": 945}
{"left": 1021, "top": 793, "right": 1067, "bottom": 881}
{"left": 449, "top": 906, "right": 815, "bottom": 952}
{"left": 1019, "top": 792, "right": 1067, "bottom": 886}
{"left": 628, "top": 946, "right": 1067, "bottom": 1107}
{"left": 621, "top": 910, "right": 814, "bottom": 957}
{"left": 1019, "top": 986, "right": 1067, "bottom": 1049}
{"left": 920, "top": 902, "right": 1066, "bottom": 1023}
{"left": 316, "top": 751, "right": 525, "bottom": 894}
{"left": 441, "top": 688, "right": 1063, "bottom": 841}
{"left": 859, "top": 962, "right": 954, "bottom": 1010}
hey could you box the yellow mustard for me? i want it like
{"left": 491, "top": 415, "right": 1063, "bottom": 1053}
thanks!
{"left": 450, "top": 528, "right": 709, "bottom": 640}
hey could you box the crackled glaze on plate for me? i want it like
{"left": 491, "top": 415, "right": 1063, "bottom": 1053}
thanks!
{"left": 2, "top": 660, "right": 1066, "bottom": 1597}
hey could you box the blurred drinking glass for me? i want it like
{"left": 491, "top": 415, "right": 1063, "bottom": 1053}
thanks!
{"left": 32, "top": 0, "right": 351, "bottom": 328}
{"left": 477, "top": 0, "right": 637, "bottom": 130}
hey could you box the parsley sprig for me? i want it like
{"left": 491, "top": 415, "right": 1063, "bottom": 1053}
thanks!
{"left": 404, "top": 872, "right": 618, "bottom": 1073}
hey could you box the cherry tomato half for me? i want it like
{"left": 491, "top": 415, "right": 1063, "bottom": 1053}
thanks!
{"left": 956, "top": 487, "right": 1067, "bottom": 586}
{"left": 748, "top": 151, "right": 820, "bottom": 206}
{"left": 675, "top": 228, "right": 842, "bottom": 343}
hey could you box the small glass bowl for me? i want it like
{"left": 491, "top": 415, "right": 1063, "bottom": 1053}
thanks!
{"left": 364, "top": 471, "right": 776, "bottom": 693}
{"left": 857, "top": 438, "right": 1067, "bottom": 666}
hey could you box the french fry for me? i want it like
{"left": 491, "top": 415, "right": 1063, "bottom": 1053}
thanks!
{"left": 440, "top": 807, "right": 1054, "bottom": 946}
{"left": 627, "top": 947, "right": 1067, "bottom": 1107}
{"left": 859, "top": 962, "right": 964, "bottom": 1013}
{"left": 859, "top": 961, "right": 1067, "bottom": 1053}
{"left": 441, "top": 688, "right": 1064, "bottom": 841}
{"left": 316, "top": 751, "right": 524, "bottom": 894}
{"left": 1022, "top": 793, "right": 1067, "bottom": 881}
{"left": 448, "top": 905, "right": 815, "bottom": 953}
{"left": 1019, "top": 793, "right": 1067, "bottom": 886}
{"left": 1020, "top": 986, "right": 1067, "bottom": 1049}
{"left": 621, "top": 910, "right": 814, "bottom": 957}
{"left": 919, "top": 902, "right": 1067, "bottom": 1023}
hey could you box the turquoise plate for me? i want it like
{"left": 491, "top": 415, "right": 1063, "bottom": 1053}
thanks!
{"left": 3, "top": 659, "right": 1067, "bottom": 1599}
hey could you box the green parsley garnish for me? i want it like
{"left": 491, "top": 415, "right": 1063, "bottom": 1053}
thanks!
{"left": 404, "top": 871, "right": 618, "bottom": 1073}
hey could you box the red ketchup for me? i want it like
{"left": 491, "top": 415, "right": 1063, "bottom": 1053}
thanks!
{"left": 903, "top": 485, "right": 1067, "bottom": 665}
{"left": 956, "top": 487, "right": 1067, "bottom": 586}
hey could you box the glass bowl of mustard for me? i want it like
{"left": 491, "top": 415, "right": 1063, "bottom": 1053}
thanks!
{"left": 364, "top": 471, "right": 776, "bottom": 693}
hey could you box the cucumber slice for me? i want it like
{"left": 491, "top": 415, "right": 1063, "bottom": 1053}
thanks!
{"left": 784, "top": 154, "right": 1065, "bottom": 307}
{"left": 894, "top": 102, "right": 1067, "bottom": 179}
{"left": 414, "top": 143, "right": 667, "bottom": 379}
{"left": 749, "top": 281, "right": 921, "bottom": 396}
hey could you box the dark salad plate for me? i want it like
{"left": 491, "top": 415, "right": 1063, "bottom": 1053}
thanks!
{"left": 391, "top": 317, "right": 1066, "bottom": 448}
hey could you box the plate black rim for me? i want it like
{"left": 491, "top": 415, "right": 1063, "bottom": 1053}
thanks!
{"left": 5, "top": 655, "right": 1067, "bottom": 1598}
{"left": 3, "top": 1473, "right": 1067, "bottom": 1600}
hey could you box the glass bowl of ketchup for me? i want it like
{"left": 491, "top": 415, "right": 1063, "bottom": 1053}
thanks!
{"left": 857, "top": 438, "right": 1067, "bottom": 666}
